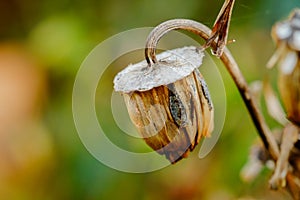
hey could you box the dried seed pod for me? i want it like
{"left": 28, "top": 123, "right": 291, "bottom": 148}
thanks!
{"left": 267, "top": 9, "right": 300, "bottom": 125}
{"left": 114, "top": 46, "right": 214, "bottom": 163}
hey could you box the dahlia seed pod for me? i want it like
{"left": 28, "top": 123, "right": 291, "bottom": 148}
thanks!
{"left": 267, "top": 9, "right": 300, "bottom": 125}
{"left": 114, "top": 46, "right": 214, "bottom": 163}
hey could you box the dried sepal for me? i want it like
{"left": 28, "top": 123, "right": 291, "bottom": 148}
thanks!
{"left": 204, "top": 0, "right": 235, "bottom": 57}
{"left": 114, "top": 47, "right": 214, "bottom": 163}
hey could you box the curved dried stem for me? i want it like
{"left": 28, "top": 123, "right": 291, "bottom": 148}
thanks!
{"left": 145, "top": 19, "right": 280, "bottom": 160}
{"left": 145, "top": 19, "right": 211, "bottom": 65}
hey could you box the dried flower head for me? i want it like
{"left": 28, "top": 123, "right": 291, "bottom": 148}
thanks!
{"left": 114, "top": 46, "right": 214, "bottom": 163}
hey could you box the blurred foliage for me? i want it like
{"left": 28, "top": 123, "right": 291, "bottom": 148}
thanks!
{"left": 0, "top": 0, "right": 299, "bottom": 199}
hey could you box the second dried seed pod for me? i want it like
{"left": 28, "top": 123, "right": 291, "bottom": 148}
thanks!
{"left": 268, "top": 9, "right": 300, "bottom": 125}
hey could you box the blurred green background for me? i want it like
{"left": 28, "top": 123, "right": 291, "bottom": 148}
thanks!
{"left": 0, "top": 0, "right": 299, "bottom": 199}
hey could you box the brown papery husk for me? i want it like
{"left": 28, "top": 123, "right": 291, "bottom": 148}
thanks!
{"left": 122, "top": 70, "right": 213, "bottom": 163}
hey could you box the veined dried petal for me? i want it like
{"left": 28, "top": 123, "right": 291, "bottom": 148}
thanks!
{"left": 114, "top": 47, "right": 214, "bottom": 163}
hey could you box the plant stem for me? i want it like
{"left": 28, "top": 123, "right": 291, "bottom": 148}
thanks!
{"left": 220, "top": 48, "right": 280, "bottom": 160}
{"left": 145, "top": 19, "right": 280, "bottom": 160}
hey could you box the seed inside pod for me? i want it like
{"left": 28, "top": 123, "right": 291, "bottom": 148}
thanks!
{"left": 114, "top": 46, "right": 214, "bottom": 163}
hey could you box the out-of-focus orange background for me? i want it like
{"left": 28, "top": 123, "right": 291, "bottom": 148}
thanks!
{"left": 0, "top": 0, "right": 298, "bottom": 199}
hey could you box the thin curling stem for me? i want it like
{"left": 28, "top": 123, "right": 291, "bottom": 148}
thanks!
{"left": 145, "top": 19, "right": 211, "bottom": 65}
{"left": 145, "top": 19, "right": 280, "bottom": 160}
